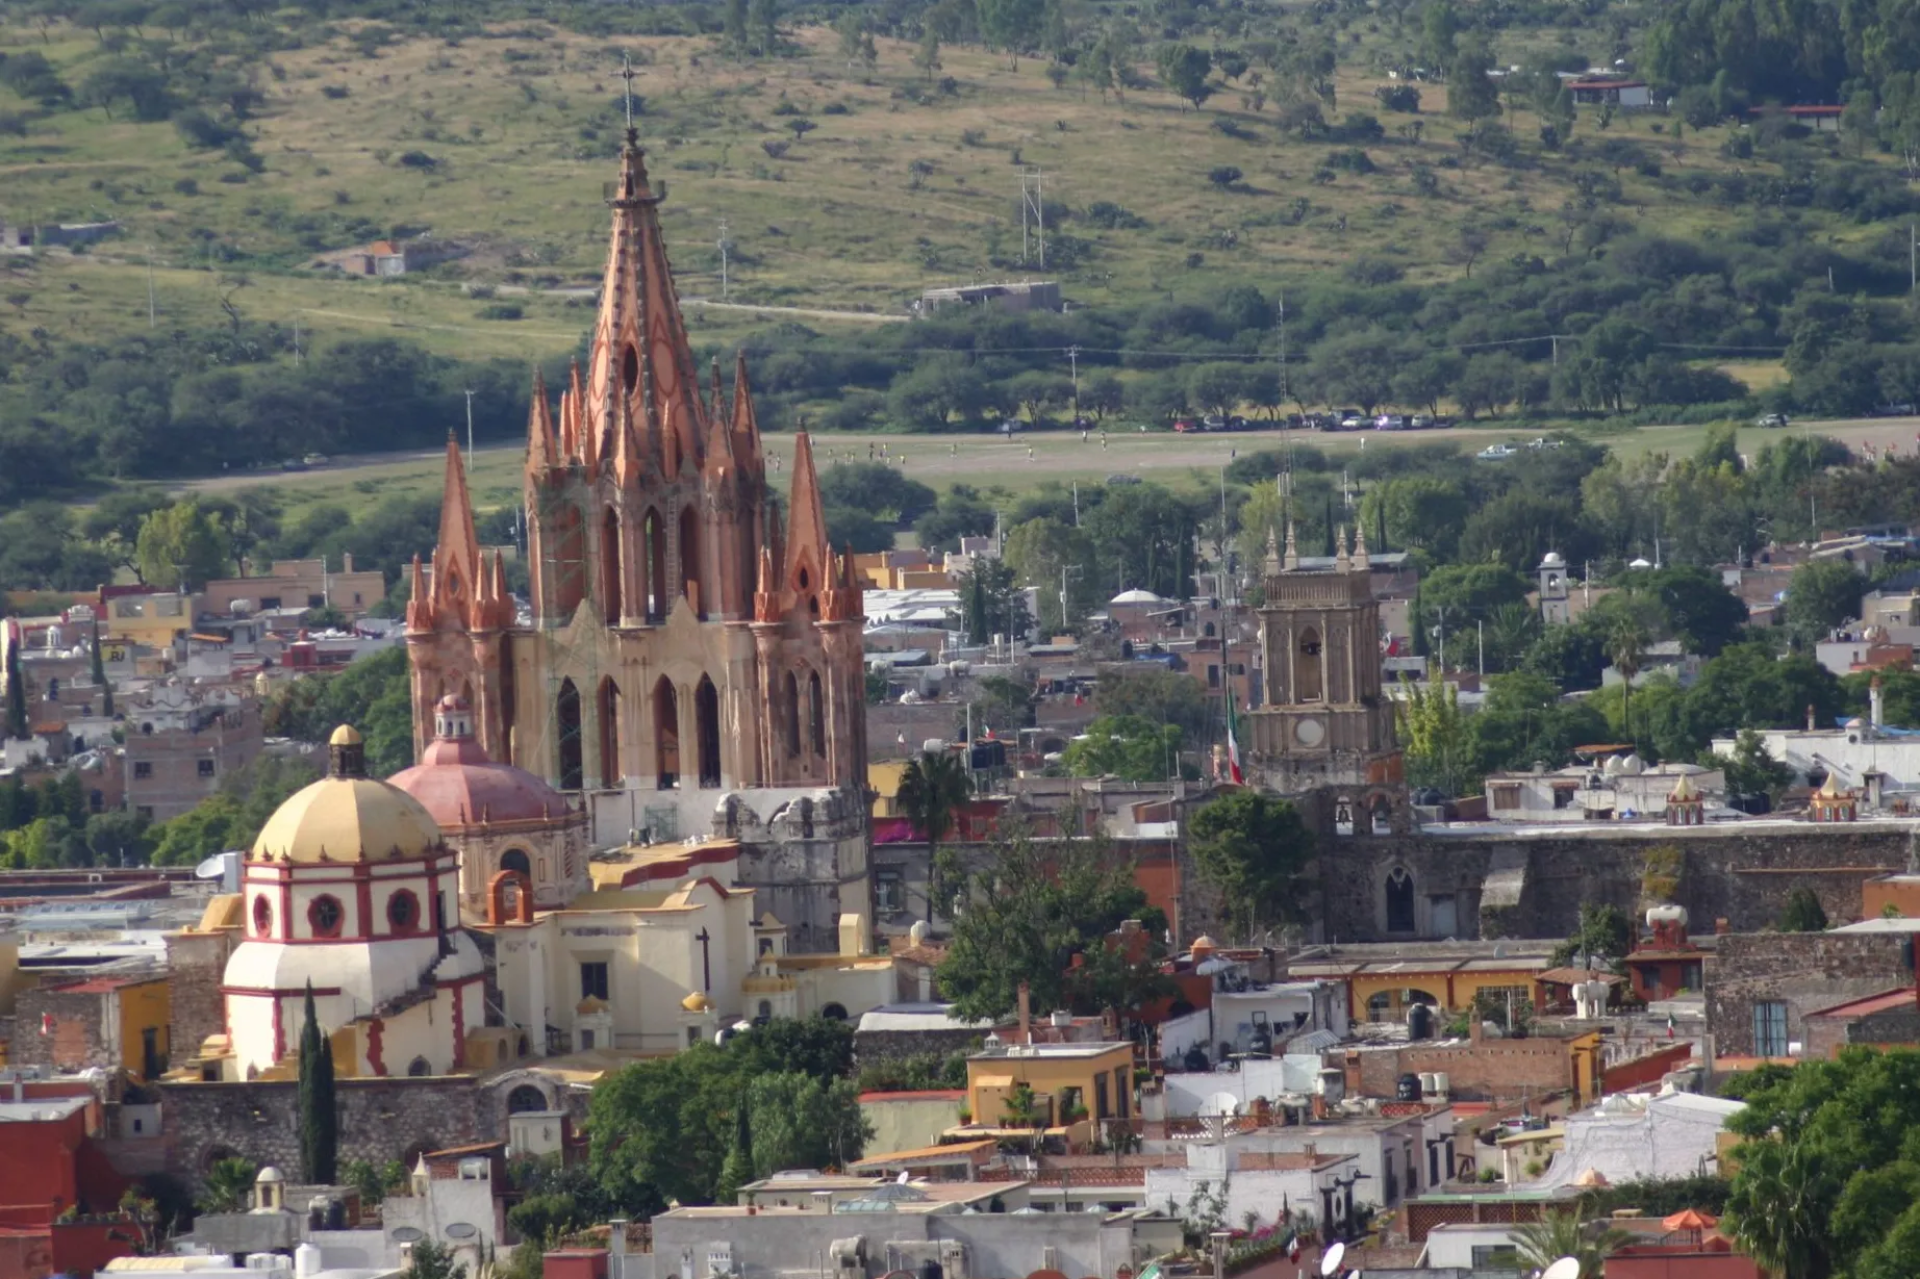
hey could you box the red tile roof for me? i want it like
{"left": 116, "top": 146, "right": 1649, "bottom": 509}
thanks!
{"left": 1805, "top": 987, "right": 1913, "bottom": 1019}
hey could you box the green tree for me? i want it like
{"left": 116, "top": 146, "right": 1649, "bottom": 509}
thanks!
{"left": 406, "top": 1240, "right": 468, "bottom": 1279}
{"left": 1186, "top": 789, "right": 1315, "bottom": 938}
{"left": 897, "top": 751, "right": 970, "bottom": 922}
{"left": 135, "top": 500, "right": 232, "bottom": 592}
{"left": 715, "top": 1093, "right": 754, "bottom": 1203}
{"left": 1512, "top": 1211, "right": 1632, "bottom": 1278}
{"left": 297, "top": 983, "right": 337, "bottom": 1184}
{"left": 1446, "top": 39, "right": 1502, "bottom": 134}
{"left": 724, "top": 0, "right": 749, "bottom": 50}
{"left": 1092, "top": 668, "right": 1212, "bottom": 745}
{"left": 1359, "top": 477, "right": 1469, "bottom": 557}
{"left": 1779, "top": 887, "right": 1829, "bottom": 933}
{"left": 956, "top": 559, "right": 1031, "bottom": 648}
{"left": 1785, "top": 559, "right": 1867, "bottom": 646}
{"left": 1548, "top": 903, "right": 1633, "bottom": 968}
{"left": 748, "top": 0, "right": 778, "bottom": 54}
{"left": 1395, "top": 675, "right": 1470, "bottom": 795}
{"left": 976, "top": 0, "right": 1046, "bottom": 61}
{"left": 1715, "top": 728, "right": 1795, "bottom": 803}
{"left": 1607, "top": 611, "right": 1649, "bottom": 746}
{"left": 1156, "top": 43, "right": 1213, "bottom": 109}
{"left": 4, "top": 636, "right": 25, "bottom": 742}
{"left": 914, "top": 29, "right": 942, "bottom": 79}
{"left": 746, "top": 1073, "right": 871, "bottom": 1174}
{"left": 89, "top": 618, "right": 114, "bottom": 719}
{"left": 198, "top": 1156, "right": 258, "bottom": 1214}
{"left": 1063, "top": 715, "right": 1187, "bottom": 781}
{"left": 1003, "top": 517, "right": 1098, "bottom": 633}
{"left": 938, "top": 830, "right": 1163, "bottom": 1021}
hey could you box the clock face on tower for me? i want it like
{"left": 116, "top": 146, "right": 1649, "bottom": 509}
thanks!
{"left": 1294, "top": 717, "right": 1325, "bottom": 747}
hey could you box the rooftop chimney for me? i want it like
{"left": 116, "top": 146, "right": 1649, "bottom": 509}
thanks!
{"left": 1017, "top": 981, "right": 1032, "bottom": 1045}
{"left": 1872, "top": 675, "right": 1885, "bottom": 730}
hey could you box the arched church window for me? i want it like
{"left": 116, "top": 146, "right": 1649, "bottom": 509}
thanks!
{"left": 309, "top": 895, "right": 344, "bottom": 939}
{"left": 783, "top": 672, "right": 801, "bottom": 759}
{"left": 556, "top": 679, "right": 583, "bottom": 791}
{"left": 601, "top": 509, "right": 623, "bottom": 622}
{"left": 808, "top": 670, "right": 826, "bottom": 758}
{"left": 1297, "top": 628, "right": 1324, "bottom": 702}
{"left": 501, "top": 848, "right": 531, "bottom": 878}
{"left": 1385, "top": 867, "right": 1415, "bottom": 934}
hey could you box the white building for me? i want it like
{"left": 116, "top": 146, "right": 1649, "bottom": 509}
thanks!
{"left": 1484, "top": 757, "right": 1726, "bottom": 823}
{"left": 208, "top": 725, "right": 487, "bottom": 1080}
{"left": 1531, "top": 1090, "right": 1744, "bottom": 1189}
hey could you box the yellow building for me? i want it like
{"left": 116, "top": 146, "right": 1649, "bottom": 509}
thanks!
{"left": 962, "top": 1041, "right": 1136, "bottom": 1136}
{"left": 15, "top": 973, "right": 171, "bottom": 1081}
{"left": 1290, "top": 950, "right": 1555, "bottom": 1021}
{"left": 100, "top": 592, "right": 198, "bottom": 648}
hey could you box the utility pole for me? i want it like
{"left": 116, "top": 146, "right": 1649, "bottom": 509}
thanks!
{"left": 1058, "top": 564, "right": 1082, "bottom": 634}
{"left": 146, "top": 245, "right": 156, "bottom": 328}
{"left": 1276, "top": 293, "right": 1289, "bottom": 407}
{"left": 718, "top": 216, "right": 731, "bottom": 301}
{"left": 293, "top": 312, "right": 302, "bottom": 367}
{"left": 1019, "top": 169, "right": 1045, "bottom": 268}
{"left": 463, "top": 388, "right": 475, "bottom": 473}
{"left": 1067, "top": 345, "right": 1080, "bottom": 422}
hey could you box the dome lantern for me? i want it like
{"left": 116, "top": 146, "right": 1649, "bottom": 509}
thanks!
{"left": 329, "top": 724, "right": 366, "bottom": 778}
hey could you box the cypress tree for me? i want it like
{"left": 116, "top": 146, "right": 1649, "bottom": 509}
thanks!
{"left": 1323, "top": 493, "right": 1336, "bottom": 557}
{"left": 90, "top": 618, "right": 113, "bottom": 719}
{"left": 717, "top": 1092, "right": 755, "bottom": 1201}
{"left": 1375, "top": 497, "right": 1389, "bottom": 556}
{"left": 4, "top": 635, "right": 26, "bottom": 742}
{"left": 298, "top": 982, "right": 337, "bottom": 1184}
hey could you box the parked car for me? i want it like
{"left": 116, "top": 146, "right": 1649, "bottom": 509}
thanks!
{"left": 1410, "top": 413, "right": 1435, "bottom": 429}
{"left": 1873, "top": 403, "right": 1917, "bottom": 417}
{"left": 1338, "top": 413, "right": 1369, "bottom": 431}
{"left": 1755, "top": 412, "right": 1791, "bottom": 428}
{"left": 1228, "top": 415, "right": 1251, "bottom": 431}
{"left": 1106, "top": 473, "right": 1142, "bottom": 485}
{"left": 302, "top": 452, "right": 331, "bottom": 466}
{"left": 1525, "top": 436, "right": 1564, "bottom": 450}
{"left": 1476, "top": 443, "right": 1518, "bottom": 460}
{"left": 1201, "top": 414, "right": 1228, "bottom": 431}
{"left": 998, "top": 418, "right": 1024, "bottom": 434}
{"left": 1174, "top": 417, "right": 1200, "bottom": 433}
{"left": 1375, "top": 413, "right": 1409, "bottom": 430}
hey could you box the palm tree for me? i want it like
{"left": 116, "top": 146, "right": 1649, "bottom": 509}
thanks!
{"left": 1725, "top": 1138, "right": 1833, "bottom": 1279}
{"left": 1607, "top": 613, "right": 1647, "bottom": 746}
{"left": 1512, "top": 1210, "right": 1632, "bottom": 1278}
{"left": 896, "top": 750, "right": 970, "bottom": 924}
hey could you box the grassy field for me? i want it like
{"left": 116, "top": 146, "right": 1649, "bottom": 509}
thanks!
{"left": 0, "top": 14, "right": 1865, "bottom": 383}
{"left": 164, "top": 412, "right": 1920, "bottom": 534}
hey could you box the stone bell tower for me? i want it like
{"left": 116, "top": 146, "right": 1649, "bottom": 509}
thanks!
{"left": 1243, "top": 520, "right": 1402, "bottom": 831}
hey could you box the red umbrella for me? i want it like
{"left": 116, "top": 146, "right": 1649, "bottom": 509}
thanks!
{"left": 1663, "top": 1208, "right": 1719, "bottom": 1246}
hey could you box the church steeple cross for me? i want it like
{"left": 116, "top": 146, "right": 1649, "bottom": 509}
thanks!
{"left": 621, "top": 53, "right": 638, "bottom": 143}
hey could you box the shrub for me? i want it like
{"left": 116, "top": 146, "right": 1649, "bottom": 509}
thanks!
{"left": 173, "top": 176, "right": 199, "bottom": 195}
{"left": 321, "top": 84, "right": 350, "bottom": 100}
{"left": 477, "top": 303, "right": 524, "bottom": 320}
{"left": 397, "top": 150, "right": 439, "bottom": 170}
{"left": 1375, "top": 84, "right": 1421, "bottom": 112}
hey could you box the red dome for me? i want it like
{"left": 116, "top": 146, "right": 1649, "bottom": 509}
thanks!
{"left": 389, "top": 718, "right": 571, "bottom": 828}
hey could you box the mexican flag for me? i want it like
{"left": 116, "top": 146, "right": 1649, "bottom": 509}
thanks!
{"left": 1226, "top": 696, "right": 1244, "bottom": 785}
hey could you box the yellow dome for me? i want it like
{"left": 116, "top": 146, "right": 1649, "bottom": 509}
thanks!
{"left": 681, "top": 991, "right": 712, "bottom": 1013}
{"left": 329, "top": 724, "right": 364, "bottom": 746}
{"left": 252, "top": 776, "right": 442, "bottom": 865}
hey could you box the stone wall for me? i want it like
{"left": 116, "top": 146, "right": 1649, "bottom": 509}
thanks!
{"left": 1321, "top": 825, "right": 1916, "bottom": 944}
{"left": 159, "top": 1076, "right": 494, "bottom": 1183}
{"left": 13, "top": 984, "right": 112, "bottom": 1073}
{"left": 1810, "top": 1000, "right": 1920, "bottom": 1058}
{"left": 1708, "top": 931, "right": 1911, "bottom": 1058}
{"left": 1347, "top": 1039, "right": 1575, "bottom": 1105}
{"left": 165, "top": 930, "right": 232, "bottom": 1065}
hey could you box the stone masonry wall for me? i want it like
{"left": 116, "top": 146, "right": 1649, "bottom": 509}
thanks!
{"left": 13, "top": 986, "right": 111, "bottom": 1074}
{"left": 1350, "top": 1039, "right": 1574, "bottom": 1104}
{"left": 159, "top": 1076, "right": 495, "bottom": 1183}
{"left": 1708, "top": 931, "right": 1911, "bottom": 1058}
{"left": 164, "top": 930, "right": 231, "bottom": 1065}
{"left": 1322, "top": 826, "right": 1916, "bottom": 944}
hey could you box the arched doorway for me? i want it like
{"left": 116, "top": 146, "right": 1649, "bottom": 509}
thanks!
{"left": 782, "top": 671, "right": 801, "bottom": 758}
{"left": 820, "top": 1003, "right": 848, "bottom": 1021}
{"left": 1385, "top": 866, "right": 1416, "bottom": 934}
{"left": 599, "top": 678, "right": 623, "bottom": 789}
{"left": 808, "top": 670, "right": 826, "bottom": 758}
{"left": 654, "top": 677, "right": 680, "bottom": 789}
{"left": 407, "top": 1057, "right": 432, "bottom": 1077}
{"left": 695, "top": 676, "right": 721, "bottom": 789}
{"left": 678, "top": 505, "right": 702, "bottom": 616}
{"left": 507, "top": 1085, "right": 548, "bottom": 1114}
{"left": 1297, "top": 628, "right": 1324, "bottom": 702}
{"left": 600, "top": 508, "right": 623, "bottom": 622}
{"left": 643, "top": 509, "right": 666, "bottom": 623}
{"left": 556, "top": 679, "right": 583, "bottom": 791}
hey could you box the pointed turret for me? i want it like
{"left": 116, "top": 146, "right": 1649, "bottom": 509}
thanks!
{"left": 405, "top": 554, "right": 430, "bottom": 630}
{"left": 1264, "top": 529, "right": 1282, "bottom": 577}
{"left": 783, "top": 432, "right": 830, "bottom": 595}
{"left": 729, "top": 350, "right": 764, "bottom": 482}
{"left": 1351, "top": 514, "right": 1370, "bottom": 572}
{"left": 428, "top": 434, "right": 482, "bottom": 628}
{"left": 525, "top": 368, "right": 556, "bottom": 478}
{"left": 562, "top": 358, "right": 586, "bottom": 462}
{"left": 1334, "top": 526, "right": 1351, "bottom": 573}
{"left": 703, "top": 371, "right": 739, "bottom": 481}
{"left": 612, "top": 390, "right": 644, "bottom": 489}
{"left": 753, "top": 543, "right": 780, "bottom": 622}
{"left": 1282, "top": 519, "right": 1300, "bottom": 572}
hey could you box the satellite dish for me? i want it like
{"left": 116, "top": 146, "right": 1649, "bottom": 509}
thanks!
{"left": 389, "top": 1228, "right": 425, "bottom": 1244}
{"left": 444, "top": 1223, "right": 478, "bottom": 1240}
{"left": 1539, "top": 1261, "right": 1581, "bottom": 1279}
{"left": 1201, "top": 1091, "right": 1241, "bottom": 1118}
{"left": 193, "top": 853, "right": 231, "bottom": 879}
{"left": 896, "top": 1170, "right": 910, "bottom": 1184}
{"left": 1319, "top": 1242, "right": 1345, "bottom": 1277}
